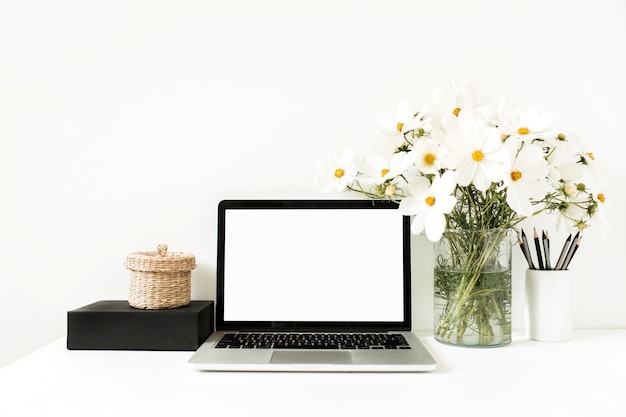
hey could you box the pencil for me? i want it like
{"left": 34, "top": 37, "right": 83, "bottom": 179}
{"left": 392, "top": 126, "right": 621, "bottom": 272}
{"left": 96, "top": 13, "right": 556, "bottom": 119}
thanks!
{"left": 519, "top": 237, "right": 534, "bottom": 269}
{"left": 543, "top": 231, "right": 551, "bottom": 270}
{"left": 534, "top": 228, "right": 544, "bottom": 270}
{"left": 521, "top": 229, "right": 535, "bottom": 269}
{"left": 554, "top": 233, "right": 572, "bottom": 270}
{"left": 559, "top": 231, "right": 580, "bottom": 270}
{"left": 562, "top": 235, "right": 582, "bottom": 270}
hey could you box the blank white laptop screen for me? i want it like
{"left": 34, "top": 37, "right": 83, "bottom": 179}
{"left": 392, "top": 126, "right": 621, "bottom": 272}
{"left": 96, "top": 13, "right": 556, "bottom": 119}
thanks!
{"left": 220, "top": 202, "right": 407, "bottom": 325}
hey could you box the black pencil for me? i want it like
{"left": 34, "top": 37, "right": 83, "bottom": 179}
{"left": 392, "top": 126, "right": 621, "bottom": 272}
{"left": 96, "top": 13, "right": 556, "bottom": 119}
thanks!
{"left": 534, "top": 228, "right": 544, "bottom": 270}
{"left": 562, "top": 235, "right": 582, "bottom": 270}
{"left": 543, "top": 231, "right": 551, "bottom": 270}
{"left": 519, "top": 237, "right": 534, "bottom": 269}
{"left": 521, "top": 229, "right": 535, "bottom": 269}
{"left": 559, "top": 231, "right": 580, "bottom": 270}
{"left": 554, "top": 233, "right": 572, "bottom": 270}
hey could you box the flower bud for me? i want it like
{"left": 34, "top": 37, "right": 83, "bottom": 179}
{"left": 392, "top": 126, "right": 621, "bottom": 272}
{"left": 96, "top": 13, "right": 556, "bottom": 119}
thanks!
{"left": 385, "top": 184, "right": 397, "bottom": 197}
{"left": 563, "top": 183, "right": 578, "bottom": 197}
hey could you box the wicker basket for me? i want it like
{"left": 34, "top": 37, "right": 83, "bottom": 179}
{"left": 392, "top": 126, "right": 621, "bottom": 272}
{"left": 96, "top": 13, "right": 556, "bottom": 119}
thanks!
{"left": 124, "top": 244, "right": 196, "bottom": 310}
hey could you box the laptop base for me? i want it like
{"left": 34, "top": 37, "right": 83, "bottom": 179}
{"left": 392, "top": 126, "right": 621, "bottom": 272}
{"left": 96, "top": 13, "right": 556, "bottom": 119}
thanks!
{"left": 189, "top": 331, "right": 436, "bottom": 372}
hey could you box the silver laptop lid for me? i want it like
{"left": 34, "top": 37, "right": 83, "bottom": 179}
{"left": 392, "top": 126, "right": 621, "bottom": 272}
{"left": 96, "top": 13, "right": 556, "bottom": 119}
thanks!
{"left": 215, "top": 200, "right": 412, "bottom": 332}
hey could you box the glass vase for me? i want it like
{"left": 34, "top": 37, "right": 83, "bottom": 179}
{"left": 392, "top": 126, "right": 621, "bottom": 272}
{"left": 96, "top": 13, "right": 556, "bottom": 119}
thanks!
{"left": 433, "top": 228, "right": 512, "bottom": 347}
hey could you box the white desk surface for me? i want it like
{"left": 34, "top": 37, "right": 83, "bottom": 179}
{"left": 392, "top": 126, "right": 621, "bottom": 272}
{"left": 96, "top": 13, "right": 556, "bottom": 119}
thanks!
{"left": 1, "top": 329, "right": 623, "bottom": 417}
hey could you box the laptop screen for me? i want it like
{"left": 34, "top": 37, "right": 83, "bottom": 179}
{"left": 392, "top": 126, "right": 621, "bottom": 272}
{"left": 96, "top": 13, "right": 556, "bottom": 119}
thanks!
{"left": 215, "top": 200, "right": 412, "bottom": 331}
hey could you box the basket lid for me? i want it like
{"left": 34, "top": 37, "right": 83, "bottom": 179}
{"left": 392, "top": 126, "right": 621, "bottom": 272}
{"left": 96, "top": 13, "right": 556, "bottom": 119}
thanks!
{"left": 124, "top": 244, "right": 196, "bottom": 272}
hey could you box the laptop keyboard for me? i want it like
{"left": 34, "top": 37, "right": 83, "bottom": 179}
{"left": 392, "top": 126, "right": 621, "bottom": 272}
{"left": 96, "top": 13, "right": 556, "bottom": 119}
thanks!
{"left": 215, "top": 333, "right": 411, "bottom": 350}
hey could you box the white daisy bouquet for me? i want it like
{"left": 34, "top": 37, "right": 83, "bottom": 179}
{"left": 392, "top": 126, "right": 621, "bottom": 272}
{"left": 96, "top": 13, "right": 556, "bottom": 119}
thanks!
{"left": 316, "top": 78, "right": 605, "bottom": 346}
{"left": 316, "top": 77, "right": 604, "bottom": 242}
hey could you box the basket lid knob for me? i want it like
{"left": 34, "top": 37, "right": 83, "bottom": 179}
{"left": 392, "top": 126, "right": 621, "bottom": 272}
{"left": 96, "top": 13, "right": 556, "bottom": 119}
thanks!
{"left": 156, "top": 244, "right": 168, "bottom": 257}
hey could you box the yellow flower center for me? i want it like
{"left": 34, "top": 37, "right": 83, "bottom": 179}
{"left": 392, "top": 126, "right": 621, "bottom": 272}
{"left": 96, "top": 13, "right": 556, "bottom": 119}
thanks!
{"left": 517, "top": 127, "right": 530, "bottom": 135}
{"left": 598, "top": 193, "right": 605, "bottom": 203}
{"left": 472, "top": 150, "right": 484, "bottom": 162}
{"left": 586, "top": 152, "right": 595, "bottom": 161}
{"left": 423, "top": 153, "right": 436, "bottom": 166}
{"left": 381, "top": 168, "right": 390, "bottom": 177}
{"left": 334, "top": 169, "right": 344, "bottom": 178}
{"left": 510, "top": 170, "right": 522, "bottom": 181}
{"left": 396, "top": 122, "right": 404, "bottom": 132}
{"left": 453, "top": 107, "right": 461, "bottom": 117}
{"left": 425, "top": 196, "right": 436, "bottom": 206}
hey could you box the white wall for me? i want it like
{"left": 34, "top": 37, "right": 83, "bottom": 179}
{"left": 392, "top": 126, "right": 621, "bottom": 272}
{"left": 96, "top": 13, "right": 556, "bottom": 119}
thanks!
{"left": 1, "top": 0, "right": 624, "bottom": 367}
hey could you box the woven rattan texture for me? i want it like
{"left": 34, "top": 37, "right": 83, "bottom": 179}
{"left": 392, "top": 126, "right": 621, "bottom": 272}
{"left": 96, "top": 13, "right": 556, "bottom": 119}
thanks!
{"left": 125, "top": 244, "right": 196, "bottom": 310}
{"left": 128, "top": 270, "right": 192, "bottom": 309}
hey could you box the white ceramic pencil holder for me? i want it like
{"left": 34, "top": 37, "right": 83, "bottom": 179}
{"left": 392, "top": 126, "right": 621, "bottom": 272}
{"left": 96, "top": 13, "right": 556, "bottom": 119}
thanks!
{"left": 525, "top": 269, "right": 573, "bottom": 342}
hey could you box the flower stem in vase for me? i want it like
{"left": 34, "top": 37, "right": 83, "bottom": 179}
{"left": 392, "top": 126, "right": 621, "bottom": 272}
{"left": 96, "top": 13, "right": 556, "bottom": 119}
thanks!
{"left": 434, "top": 229, "right": 512, "bottom": 347}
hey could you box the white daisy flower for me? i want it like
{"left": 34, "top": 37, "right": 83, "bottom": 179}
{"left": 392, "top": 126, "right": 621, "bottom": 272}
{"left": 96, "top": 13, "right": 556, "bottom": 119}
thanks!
{"left": 399, "top": 171, "right": 458, "bottom": 242}
{"left": 445, "top": 113, "right": 508, "bottom": 191}
{"left": 476, "top": 97, "right": 506, "bottom": 129}
{"left": 588, "top": 188, "right": 615, "bottom": 237}
{"left": 412, "top": 138, "right": 447, "bottom": 175}
{"left": 502, "top": 145, "right": 551, "bottom": 217}
{"left": 428, "top": 77, "right": 480, "bottom": 129}
{"left": 376, "top": 102, "right": 430, "bottom": 154}
{"left": 500, "top": 107, "right": 553, "bottom": 142}
{"left": 562, "top": 132, "right": 602, "bottom": 191}
{"left": 315, "top": 150, "right": 358, "bottom": 192}
{"left": 378, "top": 102, "right": 424, "bottom": 135}
{"left": 359, "top": 151, "right": 416, "bottom": 185}
{"left": 545, "top": 141, "right": 583, "bottom": 184}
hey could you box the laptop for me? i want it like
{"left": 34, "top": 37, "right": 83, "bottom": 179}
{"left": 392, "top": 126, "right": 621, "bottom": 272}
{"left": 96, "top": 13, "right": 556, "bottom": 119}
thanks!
{"left": 188, "top": 199, "right": 436, "bottom": 372}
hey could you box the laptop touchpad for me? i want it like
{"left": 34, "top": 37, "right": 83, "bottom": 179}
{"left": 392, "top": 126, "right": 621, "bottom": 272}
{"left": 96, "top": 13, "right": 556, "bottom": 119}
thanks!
{"left": 270, "top": 351, "right": 352, "bottom": 364}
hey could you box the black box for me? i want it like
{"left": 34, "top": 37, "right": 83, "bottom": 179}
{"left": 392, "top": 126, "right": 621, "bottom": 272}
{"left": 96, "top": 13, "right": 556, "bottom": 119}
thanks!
{"left": 67, "top": 300, "right": 213, "bottom": 351}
